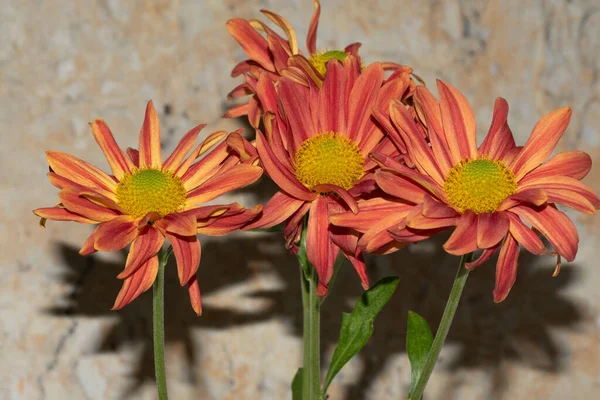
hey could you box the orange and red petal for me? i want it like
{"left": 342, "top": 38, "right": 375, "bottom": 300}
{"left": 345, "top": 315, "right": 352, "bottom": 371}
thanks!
{"left": 331, "top": 227, "right": 369, "bottom": 290}
{"left": 46, "top": 151, "right": 117, "bottom": 197}
{"left": 226, "top": 18, "right": 274, "bottom": 71}
{"left": 112, "top": 255, "right": 159, "bottom": 311}
{"left": 256, "top": 131, "right": 317, "bottom": 201}
{"left": 347, "top": 62, "right": 383, "bottom": 143}
{"left": 180, "top": 141, "right": 229, "bottom": 188}
{"left": 436, "top": 80, "right": 478, "bottom": 162}
{"left": 465, "top": 246, "right": 500, "bottom": 270}
{"left": 493, "top": 234, "right": 519, "bottom": 303}
{"left": 318, "top": 60, "right": 347, "bottom": 134}
{"left": 118, "top": 226, "right": 164, "bottom": 279}
{"left": 476, "top": 212, "right": 509, "bottom": 249}
{"left": 138, "top": 101, "right": 162, "bottom": 169}
{"left": 58, "top": 190, "right": 121, "bottom": 222}
{"left": 374, "top": 169, "right": 428, "bottom": 205}
{"left": 167, "top": 232, "right": 201, "bottom": 286}
{"left": 518, "top": 175, "right": 600, "bottom": 210}
{"left": 34, "top": 207, "right": 97, "bottom": 225}
{"left": 478, "top": 97, "right": 516, "bottom": 160}
{"left": 94, "top": 215, "right": 138, "bottom": 252}
{"left": 507, "top": 213, "right": 544, "bottom": 255}
{"left": 186, "top": 164, "right": 263, "bottom": 205}
{"left": 422, "top": 195, "right": 460, "bottom": 218}
{"left": 443, "top": 211, "right": 479, "bottom": 255}
{"left": 306, "top": 197, "right": 335, "bottom": 292}
{"left": 510, "top": 204, "right": 578, "bottom": 261}
{"left": 306, "top": 0, "right": 321, "bottom": 54}
{"left": 510, "top": 107, "right": 572, "bottom": 180}
{"left": 197, "top": 204, "right": 263, "bottom": 236}
{"left": 79, "top": 227, "right": 99, "bottom": 256}
{"left": 244, "top": 191, "right": 305, "bottom": 230}
{"left": 90, "top": 119, "right": 133, "bottom": 180}
{"left": 154, "top": 213, "right": 197, "bottom": 236}
{"left": 278, "top": 79, "right": 314, "bottom": 146}
{"left": 162, "top": 123, "right": 206, "bottom": 171}
{"left": 187, "top": 274, "right": 203, "bottom": 316}
{"left": 521, "top": 150, "right": 592, "bottom": 182}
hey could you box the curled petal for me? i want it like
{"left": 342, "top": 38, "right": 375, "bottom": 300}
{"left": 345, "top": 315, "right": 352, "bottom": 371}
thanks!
{"left": 306, "top": 0, "right": 321, "bottom": 54}
{"left": 197, "top": 204, "right": 263, "bottom": 236}
{"left": 443, "top": 211, "right": 478, "bottom": 255}
{"left": 79, "top": 227, "right": 99, "bottom": 256}
{"left": 507, "top": 213, "right": 544, "bottom": 255}
{"left": 167, "top": 232, "right": 201, "bottom": 286}
{"left": 226, "top": 18, "right": 274, "bottom": 70}
{"left": 118, "top": 226, "right": 164, "bottom": 279}
{"left": 244, "top": 191, "right": 305, "bottom": 230}
{"left": 112, "top": 256, "right": 159, "bottom": 311}
{"left": 493, "top": 234, "right": 520, "bottom": 303}
{"left": 187, "top": 274, "right": 203, "bottom": 316}
{"left": 155, "top": 213, "right": 197, "bottom": 236}
{"left": 478, "top": 97, "right": 516, "bottom": 160}
{"left": 33, "top": 207, "right": 96, "bottom": 225}
{"left": 465, "top": 246, "right": 499, "bottom": 270}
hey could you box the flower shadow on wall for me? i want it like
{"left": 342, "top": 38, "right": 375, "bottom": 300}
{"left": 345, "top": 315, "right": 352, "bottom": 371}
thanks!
{"left": 48, "top": 227, "right": 583, "bottom": 400}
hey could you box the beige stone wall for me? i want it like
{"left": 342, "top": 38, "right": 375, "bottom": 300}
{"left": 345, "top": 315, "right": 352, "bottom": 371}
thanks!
{"left": 1, "top": 0, "right": 599, "bottom": 399}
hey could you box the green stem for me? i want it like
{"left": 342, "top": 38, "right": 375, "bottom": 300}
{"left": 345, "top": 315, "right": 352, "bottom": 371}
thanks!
{"left": 408, "top": 253, "right": 473, "bottom": 400}
{"left": 298, "top": 220, "right": 321, "bottom": 400}
{"left": 154, "top": 246, "right": 171, "bottom": 400}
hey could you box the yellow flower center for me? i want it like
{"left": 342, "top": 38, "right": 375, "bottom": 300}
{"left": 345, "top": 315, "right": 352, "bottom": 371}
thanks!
{"left": 116, "top": 168, "right": 187, "bottom": 218}
{"left": 443, "top": 158, "right": 517, "bottom": 214}
{"left": 294, "top": 132, "right": 364, "bottom": 192}
{"left": 309, "top": 50, "right": 349, "bottom": 75}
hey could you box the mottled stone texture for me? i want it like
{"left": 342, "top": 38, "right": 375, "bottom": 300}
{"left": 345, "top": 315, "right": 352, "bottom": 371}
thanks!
{"left": 1, "top": 0, "right": 599, "bottom": 399}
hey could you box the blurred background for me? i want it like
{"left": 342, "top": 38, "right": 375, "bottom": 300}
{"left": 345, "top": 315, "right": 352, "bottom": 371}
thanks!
{"left": 1, "top": 0, "right": 599, "bottom": 399}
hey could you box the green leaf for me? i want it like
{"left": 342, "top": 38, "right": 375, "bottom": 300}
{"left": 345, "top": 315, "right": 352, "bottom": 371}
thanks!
{"left": 291, "top": 368, "right": 303, "bottom": 400}
{"left": 406, "top": 311, "right": 434, "bottom": 398}
{"left": 322, "top": 276, "right": 400, "bottom": 394}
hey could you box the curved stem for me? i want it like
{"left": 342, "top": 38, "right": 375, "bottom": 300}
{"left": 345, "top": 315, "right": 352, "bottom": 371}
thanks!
{"left": 298, "top": 219, "right": 321, "bottom": 400}
{"left": 409, "top": 253, "right": 473, "bottom": 400}
{"left": 154, "top": 246, "right": 171, "bottom": 400}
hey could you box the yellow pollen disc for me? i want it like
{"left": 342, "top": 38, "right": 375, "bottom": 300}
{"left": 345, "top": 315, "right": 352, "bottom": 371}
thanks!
{"left": 309, "top": 50, "right": 349, "bottom": 75}
{"left": 443, "top": 158, "right": 517, "bottom": 214}
{"left": 116, "top": 168, "right": 187, "bottom": 218}
{"left": 294, "top": 132, "right": 364, "bottom": 192}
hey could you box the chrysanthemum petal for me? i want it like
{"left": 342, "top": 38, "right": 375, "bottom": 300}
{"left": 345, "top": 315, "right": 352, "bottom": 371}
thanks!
{"left": 318, "top": 60, "right": 347, "bottom": 134}
{"left": 358, "top": 209, "right": 412, "bottom": 252}
{"left": 94, "top": 216, "right": 138, "bottom": 252}
{"left": 375, "top": 169, "right": 428, "bottom": 205}
{"left": 520, "top": 150, "right": 592, "bottom": 182}
{"left": 167, "top": 232, "right": 201, "bottom": 286}
{"left": 138, "top": 101, "right": 162, "bottom": 169}
{"left": 197, "top": 204, "right": 263, "bottom": 236}
{"left": 126, "top": 147, "right": 140, "bottom": 167}
{"left": 518, "top": 175, "right": 600, "bottom": 210}
{"left": 245, "top": 190, "right": 305, "bottom": 230}
{"left": 180, "top": 141, "right": 229, "bottom": 188}
{"left": 260, "top": 9, "right": 298, "bottom": 55}
{"left": 545, "top": 189, "right": 596, "bottom": 214}
{"left": 162, "top": 123, "right": 206, "bottom": 172}
{"left": 117, "top": 226, "right": 164, "bottom": 279}
{"left": 306, "top": 197, "right": 335, "bottom": 290}
{"left": 187, "top": 274, "right": 202, "bottom": 316}
{"left": 46, "top": 151, "right": 117, "bottom": 196}
{"left": 422, "top": 195, "right": 460, "bottom": 218}
{"left": 155, "top": 213, "right": 197, "bottom": 236}
{"left": 507, "top": 213, "right": 544, "bottom": 255}
{"left": 492, "top": 233, "right": 519, "bottom": 302}
{"left": 58, "top": 190, "right": 120, "bottom": 222}
{"left": 407, "top": 212, "right": 458, "bottom": 230}
{"left": 279, "top": 79, "right": 314, "bottom": 145}
{"left": 181, "top": 204, "right": 230, "bottom": 222}
{"left": 186, "top": 164, "right": 263, "bottom": 206}
{"left": 478, "top": 97, "right": 516, "bottom": 160}
{"left": 437, "top": 80, "right": 477, "bottom": 162}
{"left": 347, "top": 62, "right": 382, "bottom": 142}
{"left": 256, "top": 131, "right": 317, "bottom": 201}
{"left": 79, "top": 227, "right": 99, "bottom": 255}
{"left": 33, "top": 207, "right": 96, "bottom": 224}
{"left": 90, "top": 119, "right": 134, "bottom": 180}
{"left": 112, "top": 256, "right": 159, "bottom": 311}
{"left": 312, "top": 185, "right": 358, "bottom": 214}
{"left": 389, "top": 101, "right": 444, "bottom": 185}
{"left": 498, "top": 188, "right": 548, "bottom": 211}
{"left": 306, "top": 0, "right": 321, "bottom": 54}
{"left": 443, "top": 211, "right": 478, "bottom": 255}
{"left": 476, "top": 212, "right": 509, "bottom": 249}
{"left": 330, "top": 225, "right": 369, "bottom": 290}
{"left": 226, "top": 18, "right": 274, "bottom": 71}
{"left": 465, "top": 246, "right": 499, "bottom": 270}
{"left": 510, "top": 205, "right": 578, "bottom": 261}
{"left": 510, "top": 107, "right": 572, "bottom": 180}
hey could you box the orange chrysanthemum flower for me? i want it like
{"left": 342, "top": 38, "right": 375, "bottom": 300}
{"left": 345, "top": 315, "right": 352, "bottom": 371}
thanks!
{"left": 334, "top": 80, "right": 599, "bottom": 302}
{"left": 225, "top": 0, "right": 411, "bottom": 126}
{"left": 34, "top": 101, "right": 263, "bottom": 315}
{"left": 245, "top": 59, "right": 414, "bottom": 295}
